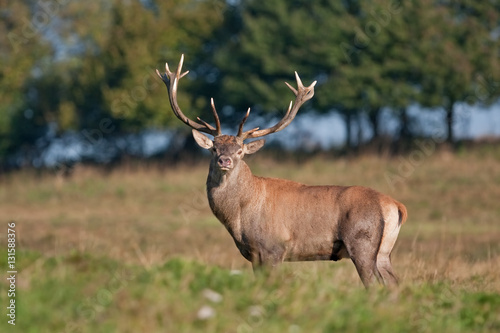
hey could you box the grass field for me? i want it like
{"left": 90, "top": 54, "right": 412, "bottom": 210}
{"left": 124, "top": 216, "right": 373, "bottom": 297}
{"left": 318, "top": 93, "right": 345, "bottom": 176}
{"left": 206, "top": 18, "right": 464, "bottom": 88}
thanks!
{"left": 1, "top": 144, "right": 500, "bottom": 332}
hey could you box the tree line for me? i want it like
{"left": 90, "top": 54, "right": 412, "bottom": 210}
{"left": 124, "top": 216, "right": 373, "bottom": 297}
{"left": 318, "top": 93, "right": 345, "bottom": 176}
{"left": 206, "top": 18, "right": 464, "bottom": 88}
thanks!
{"left": 1, "top": 0, "right": 499, "bottom": 160}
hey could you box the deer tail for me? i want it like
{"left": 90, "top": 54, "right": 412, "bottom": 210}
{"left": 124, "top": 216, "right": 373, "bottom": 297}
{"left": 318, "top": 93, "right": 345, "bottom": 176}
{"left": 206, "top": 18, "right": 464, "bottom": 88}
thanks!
{"left": 396, "top": 201, "right": 408, "bottom": 226}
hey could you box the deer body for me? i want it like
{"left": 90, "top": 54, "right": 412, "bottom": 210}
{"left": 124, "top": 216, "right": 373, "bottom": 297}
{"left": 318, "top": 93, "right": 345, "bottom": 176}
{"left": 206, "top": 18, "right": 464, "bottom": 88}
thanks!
{"left": 206, "top": 144, "right": 406, "bottom": 286}
{"left": 208, "top": 161, "right": 342, "bottom": 263}
{"left": 157, "top": 55, "right": 407, "bottom": 287}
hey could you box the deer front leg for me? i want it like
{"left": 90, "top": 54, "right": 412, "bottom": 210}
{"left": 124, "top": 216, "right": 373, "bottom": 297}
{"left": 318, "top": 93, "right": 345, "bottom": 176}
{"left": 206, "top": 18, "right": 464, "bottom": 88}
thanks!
{"left": 250, "top": 244, "right": 286, "bottom": 273}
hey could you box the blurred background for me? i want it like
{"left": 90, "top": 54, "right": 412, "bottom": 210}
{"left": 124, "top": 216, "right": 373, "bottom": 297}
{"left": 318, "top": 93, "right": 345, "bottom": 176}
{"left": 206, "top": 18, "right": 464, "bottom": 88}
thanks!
{"left": 1, "top": 2, "right": 500, "bottom": 331}
{"left": 1, "top": 0, "right": 499, "bottom": 171}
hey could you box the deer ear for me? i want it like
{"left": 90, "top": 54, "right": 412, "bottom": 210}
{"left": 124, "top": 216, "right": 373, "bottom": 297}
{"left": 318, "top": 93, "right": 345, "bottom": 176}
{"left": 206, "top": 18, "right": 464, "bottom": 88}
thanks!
{"left": 244, "top": 139, "right": 265, "bottom": 155}
{"left": 192, "top": 130, "right": 213, "bottom": 149}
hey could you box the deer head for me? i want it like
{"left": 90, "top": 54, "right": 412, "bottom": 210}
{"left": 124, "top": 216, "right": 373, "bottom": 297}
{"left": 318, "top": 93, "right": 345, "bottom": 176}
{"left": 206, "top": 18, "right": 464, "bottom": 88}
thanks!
{"left": 156, "top": 54, "right": 317, "bottom": 174}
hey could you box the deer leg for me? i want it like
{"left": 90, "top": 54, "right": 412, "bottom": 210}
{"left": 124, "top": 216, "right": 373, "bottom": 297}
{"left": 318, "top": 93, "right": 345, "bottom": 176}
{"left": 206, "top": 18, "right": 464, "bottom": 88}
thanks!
{"left": 251, "top": 245, "right": 286, "bottom": 273}
{"left": 350, "top": 256, "right": 381, "bottom": 288}
{"left": 376, "top": 208, "right": 402, "bottom": 286}
{"left": 376, "top": 239, "right": 401, "bottom": 286}
{"left": 344, "top": 235, "right": 383, "bottom": 288}
{"left": 376, "top": 255, "right": 399, "bottom": 286}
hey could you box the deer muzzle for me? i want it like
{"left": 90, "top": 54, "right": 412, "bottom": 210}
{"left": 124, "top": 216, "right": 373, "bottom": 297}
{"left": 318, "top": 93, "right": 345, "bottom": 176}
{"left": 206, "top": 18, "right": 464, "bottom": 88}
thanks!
{"left": 217, "top": 156, "right": 232, "bottom": 170}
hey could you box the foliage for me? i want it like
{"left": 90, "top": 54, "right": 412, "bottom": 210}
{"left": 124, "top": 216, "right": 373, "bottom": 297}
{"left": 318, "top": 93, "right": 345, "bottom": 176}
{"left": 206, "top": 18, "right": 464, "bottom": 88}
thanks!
{"left": 0, "top": 0, "right": 225, "bottom": 156}
{"left": 0, "top": 1, "right": 52, "bottom": 155}
{"left": 214, "top": 0, "right": 499, "bottom": 144}
{"left": 0, "top": 0, "right": 499, "bottom": 160}
{"left": 415, "top": 0, "right": 500, "bottom": 142}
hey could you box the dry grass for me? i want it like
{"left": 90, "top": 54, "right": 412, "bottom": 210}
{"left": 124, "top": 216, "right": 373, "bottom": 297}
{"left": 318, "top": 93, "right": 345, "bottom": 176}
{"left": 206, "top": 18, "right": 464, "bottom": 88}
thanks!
{"left": 1, "top": 147, "right": 500, "bottom": 281}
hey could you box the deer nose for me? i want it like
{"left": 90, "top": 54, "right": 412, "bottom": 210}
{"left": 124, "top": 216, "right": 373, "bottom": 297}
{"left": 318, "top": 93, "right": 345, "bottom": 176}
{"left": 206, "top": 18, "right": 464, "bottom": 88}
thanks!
{"left": 218, "top": 156, "right": 232, "bottom": 169}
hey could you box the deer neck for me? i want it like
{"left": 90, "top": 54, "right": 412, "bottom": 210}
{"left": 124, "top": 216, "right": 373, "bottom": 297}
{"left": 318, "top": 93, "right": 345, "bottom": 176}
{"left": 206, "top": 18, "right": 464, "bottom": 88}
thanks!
{"left": 206, "top": 160, "right": 256, "bottom": 232}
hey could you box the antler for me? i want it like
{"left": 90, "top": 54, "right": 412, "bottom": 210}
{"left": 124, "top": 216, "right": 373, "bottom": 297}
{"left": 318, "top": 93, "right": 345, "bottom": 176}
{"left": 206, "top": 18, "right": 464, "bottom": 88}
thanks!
{"left": 156, "top": 54, "right": 221, "bottom": 136}
{"left": 238, "top": 72, "right": 317, "bottom": 140}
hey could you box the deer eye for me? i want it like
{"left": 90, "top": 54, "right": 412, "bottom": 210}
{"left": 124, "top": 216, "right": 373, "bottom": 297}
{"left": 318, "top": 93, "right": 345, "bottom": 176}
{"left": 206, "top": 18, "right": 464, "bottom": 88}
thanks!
{"left": 237, "top": 149, "right": 243, "bottom": 155}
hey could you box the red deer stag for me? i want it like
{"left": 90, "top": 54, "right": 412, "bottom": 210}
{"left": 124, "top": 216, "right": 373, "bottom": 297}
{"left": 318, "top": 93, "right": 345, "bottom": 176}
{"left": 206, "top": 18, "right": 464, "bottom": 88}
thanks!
{"left": 156, "top": 55, "right": 407, "bottom": 287}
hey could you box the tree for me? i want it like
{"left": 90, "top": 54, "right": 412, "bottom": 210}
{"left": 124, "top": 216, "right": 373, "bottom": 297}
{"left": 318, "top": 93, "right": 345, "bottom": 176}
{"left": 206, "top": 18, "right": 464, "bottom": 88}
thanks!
{"left": 2, "top": 0, "right": 499, "bottom": 163}
{"left": 213, "top": 0, "right": 419, "bottom": 150}
{"left": 0, "top": 0, "right": 227, "bottom": 161}
{"left": 416, "top": 0, "right": 500, "bottom": 144}
{"left": 56, "top": 0, "right": 227, "bottom": 132}
{"left": 213, "top": 0, "right": 361, "bottom": 145}
{"left": 0, "top": 1, "right": 53, "bottom": 156}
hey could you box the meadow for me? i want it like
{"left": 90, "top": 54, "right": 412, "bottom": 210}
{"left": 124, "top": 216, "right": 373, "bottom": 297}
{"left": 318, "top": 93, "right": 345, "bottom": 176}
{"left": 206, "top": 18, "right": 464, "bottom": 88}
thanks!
{"left": 1, "top": 144, "right": 500, "bottom": 332}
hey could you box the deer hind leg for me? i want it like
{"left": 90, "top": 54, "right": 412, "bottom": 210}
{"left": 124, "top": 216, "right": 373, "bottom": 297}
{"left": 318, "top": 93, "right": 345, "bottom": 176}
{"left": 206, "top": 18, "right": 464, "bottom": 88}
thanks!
{"left": 345, "top": 239, "right": 382, "bottom": 288}
{"left": 376, "top": 256, "right": 398, "bottom": 286}
{"left": 376, "top": 209, "right": 402, "bottom": 286}
{"left": 341, "top": 216, "right": 386, "bottom": 287}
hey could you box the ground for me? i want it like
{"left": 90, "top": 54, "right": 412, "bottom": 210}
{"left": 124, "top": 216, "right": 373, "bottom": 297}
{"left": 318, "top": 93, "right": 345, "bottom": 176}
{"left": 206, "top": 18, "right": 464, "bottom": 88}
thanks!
{"left": 0, "top": 144, "right": 499, "bottom": 332}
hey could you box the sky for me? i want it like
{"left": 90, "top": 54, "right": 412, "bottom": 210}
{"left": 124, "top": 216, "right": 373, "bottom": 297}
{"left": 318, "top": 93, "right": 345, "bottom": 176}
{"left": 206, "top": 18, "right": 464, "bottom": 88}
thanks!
{"left": 261, "top": 102, "right": 500, "bottom": 151}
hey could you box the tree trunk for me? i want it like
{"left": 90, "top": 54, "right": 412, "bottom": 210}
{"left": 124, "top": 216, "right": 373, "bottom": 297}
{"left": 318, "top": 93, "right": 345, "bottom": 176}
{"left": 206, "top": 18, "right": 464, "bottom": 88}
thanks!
{"left": 446, "top": 102, "right": 454, "bottom": 144}
{"left": 356, "top": 112, "right": 364, "bottom": 149}
{"left": 368, "top": 108, "right": 380, "bottom": 141}
{"left": 345, "top": 112, "right": 352, "bottom": 152}
{"left": 396, "top": 107, "right": 411, "bottom": 153}
{"left": 399, "top": 107, "right": 409, "bottom": 141}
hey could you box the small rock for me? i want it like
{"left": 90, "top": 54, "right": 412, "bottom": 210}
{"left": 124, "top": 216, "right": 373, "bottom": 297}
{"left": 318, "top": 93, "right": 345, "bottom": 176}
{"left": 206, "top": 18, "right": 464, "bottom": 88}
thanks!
{"left": 197, "top": 305, "right": 216, "bottom": 320}
{"left": 202, "top": 288, "right": 223, "bottom": 303}
{"left": 248, "top": 305, "right": 264, "bottom": 317}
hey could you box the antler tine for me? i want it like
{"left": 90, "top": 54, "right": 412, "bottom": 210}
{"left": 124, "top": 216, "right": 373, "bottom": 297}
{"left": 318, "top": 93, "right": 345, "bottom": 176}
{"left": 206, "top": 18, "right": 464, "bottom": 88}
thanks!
{"left": 240, "top": 72, "right": 317, "bottom": 140}
{"left": 237, "top": 108, "right": 261, "bottom": 139}
{"left": 156, "top": 54, "right": 220, "bottom": 136}
{"left": 237, "top": 108, "right": 250, "bottom": 137}
{"left": 210, "top": 98, "right": 222, "bottom": 136}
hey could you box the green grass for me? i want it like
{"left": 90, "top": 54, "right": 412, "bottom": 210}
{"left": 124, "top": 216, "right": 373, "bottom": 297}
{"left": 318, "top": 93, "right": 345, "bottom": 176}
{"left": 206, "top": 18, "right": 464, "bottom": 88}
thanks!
{"left": 0, "top": 251, "right": 499, "bottom": 333}
{"left": 1, "top": 146, "right": 500, "bottom": 332}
